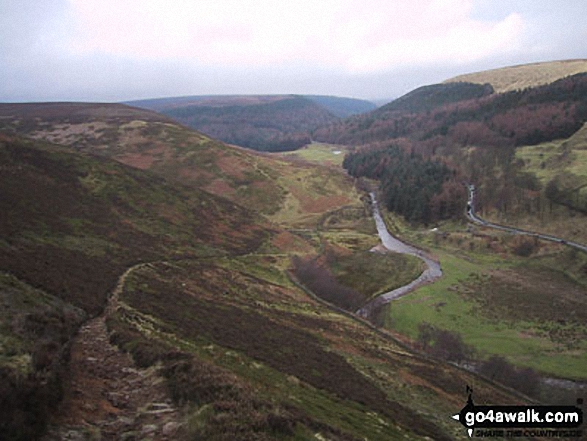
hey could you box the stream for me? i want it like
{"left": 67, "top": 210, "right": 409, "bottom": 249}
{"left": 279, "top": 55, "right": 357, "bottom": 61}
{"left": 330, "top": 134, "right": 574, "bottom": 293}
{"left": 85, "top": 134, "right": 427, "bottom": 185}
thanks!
{"left": 356, "top": 193, "right": 442, "bottom": 320}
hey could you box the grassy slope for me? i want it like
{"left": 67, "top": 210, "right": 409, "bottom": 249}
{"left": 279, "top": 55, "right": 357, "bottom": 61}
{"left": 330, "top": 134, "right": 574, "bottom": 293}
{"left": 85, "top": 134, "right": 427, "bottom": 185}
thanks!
{"left": 479, "top": 123, "right": 587, "bottom": 244}
{"left": 444, "top": 59, "right": 587, "bottom": 93}
{"left": 378, "top": 208, "right": 587, "bottom": 382}
{"left": 0, "top": 103, "right": 357, "bottom": 227}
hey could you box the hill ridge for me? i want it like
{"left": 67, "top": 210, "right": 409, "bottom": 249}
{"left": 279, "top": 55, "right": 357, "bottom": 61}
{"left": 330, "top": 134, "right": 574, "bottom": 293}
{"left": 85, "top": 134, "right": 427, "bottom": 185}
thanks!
{"left": 126, "top": 94, "right": 375, "bottom": 151}
{"left": 444, "top": 58, "right": 587, "bottom": 93}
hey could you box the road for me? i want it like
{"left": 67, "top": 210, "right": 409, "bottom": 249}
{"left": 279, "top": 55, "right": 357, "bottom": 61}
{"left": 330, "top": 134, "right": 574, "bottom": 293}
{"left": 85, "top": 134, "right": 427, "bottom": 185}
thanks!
{"left": 356, "top": 184, "right": 587, "bottom": 321}
{"left": 356, "top": 193, "right": 442, "bottom": 320}
{"left": 466, "top": 184, "right": 587, "bottom": 253}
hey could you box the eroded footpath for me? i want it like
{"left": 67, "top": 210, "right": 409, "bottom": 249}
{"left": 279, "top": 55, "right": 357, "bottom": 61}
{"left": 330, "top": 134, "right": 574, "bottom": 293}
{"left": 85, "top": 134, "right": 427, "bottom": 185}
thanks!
{"left": 43, "top": 265, "right": 186, "bottom": 441}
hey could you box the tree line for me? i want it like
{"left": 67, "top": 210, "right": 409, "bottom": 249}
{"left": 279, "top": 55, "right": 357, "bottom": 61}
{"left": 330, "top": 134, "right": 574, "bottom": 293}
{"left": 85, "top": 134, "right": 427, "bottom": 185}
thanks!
{"left": 343, "top": 145, "right": 466, "bottom": 224}
{"left": 314, "top": 73, "right": 587, "bottom": 150}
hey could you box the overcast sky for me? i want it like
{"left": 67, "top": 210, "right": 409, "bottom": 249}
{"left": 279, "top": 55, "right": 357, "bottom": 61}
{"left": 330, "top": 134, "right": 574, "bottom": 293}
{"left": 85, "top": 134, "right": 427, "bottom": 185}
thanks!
{"left": 1, "top": 0, "right": 586, "bottom": 103}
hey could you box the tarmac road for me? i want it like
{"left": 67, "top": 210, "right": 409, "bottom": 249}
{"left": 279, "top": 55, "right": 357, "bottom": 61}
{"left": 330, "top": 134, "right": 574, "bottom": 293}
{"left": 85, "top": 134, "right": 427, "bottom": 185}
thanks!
{"left": 466, "top": 183, "right": 587, "bottom": 253}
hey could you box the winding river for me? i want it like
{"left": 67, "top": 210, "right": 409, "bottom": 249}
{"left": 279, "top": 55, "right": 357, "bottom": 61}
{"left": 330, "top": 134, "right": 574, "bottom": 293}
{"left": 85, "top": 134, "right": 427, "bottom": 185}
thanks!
{"left": 356, "top": 193, "right": 442, "bottom": 320}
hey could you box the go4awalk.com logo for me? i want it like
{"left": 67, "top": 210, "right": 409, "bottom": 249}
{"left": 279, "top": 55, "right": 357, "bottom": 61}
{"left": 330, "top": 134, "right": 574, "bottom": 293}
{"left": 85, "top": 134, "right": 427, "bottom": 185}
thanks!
{"left": 452, "top": 386, "right": 583, "bottom": 438}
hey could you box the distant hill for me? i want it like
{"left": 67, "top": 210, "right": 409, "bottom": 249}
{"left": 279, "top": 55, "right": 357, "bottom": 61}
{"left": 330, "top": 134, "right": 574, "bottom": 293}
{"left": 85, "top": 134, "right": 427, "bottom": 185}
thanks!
{"left": 303, "top": 95, "right": 376, "bottom": 117}
{"left": 126, "top": 94, "right": 374, "bottom": 151}
{"left": 444, "top": 59, "right": 587, "bottom": 93}
{"left": 0, "top": 102, "right": 360, "bottom": 226}
{"left": 315, "top": 72, "right": 587, "bottom": 148}
{"left": 377, "top": 82, "right": 494, "bottom": 114}
{"left": 0, "top": 106, "right": 528, "bottom": 441}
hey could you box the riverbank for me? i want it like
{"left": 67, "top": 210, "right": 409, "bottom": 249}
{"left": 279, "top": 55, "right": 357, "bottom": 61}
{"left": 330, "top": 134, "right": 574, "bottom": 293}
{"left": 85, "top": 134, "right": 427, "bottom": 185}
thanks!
{"left": 356, "top": 193, "right": 442, "bottom": 320}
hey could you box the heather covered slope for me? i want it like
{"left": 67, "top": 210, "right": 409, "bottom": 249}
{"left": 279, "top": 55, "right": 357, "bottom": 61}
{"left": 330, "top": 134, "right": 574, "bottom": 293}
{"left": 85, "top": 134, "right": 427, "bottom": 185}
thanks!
{"left": 0, "top": 110, "right": 528, "bottom": 440}
{"left": 0, "top": 134, "right": 268, "bottom": 314}
{"left": 0, "top": 102, "right": 359, "bottom": 227}
{"left": 0, "top": 134, "right": 270, "bottom": 439}
{"left": 109, "top": 257, "right": 526, "bottom": 440}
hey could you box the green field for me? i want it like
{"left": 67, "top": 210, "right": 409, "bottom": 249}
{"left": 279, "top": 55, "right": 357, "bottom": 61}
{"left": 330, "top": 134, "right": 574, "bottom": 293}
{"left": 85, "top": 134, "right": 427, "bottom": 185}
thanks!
{"left": 516, "top": 128, "right": 587, "bottom": 185}
{"left": 281, "top": 142, "right": 348, "bottom": 166}
{"left": 479, "top": 126, "right": 587, "bottom": 245}
{"left": 380, "top": 214, "right": 587, "bottom": 381}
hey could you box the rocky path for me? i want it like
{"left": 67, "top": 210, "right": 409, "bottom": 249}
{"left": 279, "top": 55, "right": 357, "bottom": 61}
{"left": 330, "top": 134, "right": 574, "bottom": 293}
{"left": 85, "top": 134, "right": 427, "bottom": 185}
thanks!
{"left": 43, "top": 264, "right": 186, "bottom": 441}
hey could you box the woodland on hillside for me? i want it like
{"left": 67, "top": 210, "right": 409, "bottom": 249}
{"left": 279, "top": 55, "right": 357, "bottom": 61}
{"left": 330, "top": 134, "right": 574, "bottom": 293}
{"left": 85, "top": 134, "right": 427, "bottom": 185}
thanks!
{"left": 343, "top": 145, "right": 465, "bottom": 224}
{"left": 315, "top": 73, "right": 587, "bottom": 148}
{"left": 161, "top": 96, "right": 338, "bottom": 151}
{"left": 330, "top": 73, "right": 587, "bottom": 224}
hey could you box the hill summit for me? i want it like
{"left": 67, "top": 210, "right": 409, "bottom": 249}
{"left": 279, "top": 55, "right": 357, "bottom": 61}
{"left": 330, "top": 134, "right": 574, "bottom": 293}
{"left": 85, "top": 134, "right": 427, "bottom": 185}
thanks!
{"left": 444, "top": 59, "right": 587, "bottom": 93}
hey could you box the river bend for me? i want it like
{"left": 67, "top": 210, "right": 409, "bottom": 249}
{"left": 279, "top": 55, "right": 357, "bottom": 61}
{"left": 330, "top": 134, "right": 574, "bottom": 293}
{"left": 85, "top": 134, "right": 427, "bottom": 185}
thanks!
{"left": 356, "top": 193, "right": 442, "bottom": 320}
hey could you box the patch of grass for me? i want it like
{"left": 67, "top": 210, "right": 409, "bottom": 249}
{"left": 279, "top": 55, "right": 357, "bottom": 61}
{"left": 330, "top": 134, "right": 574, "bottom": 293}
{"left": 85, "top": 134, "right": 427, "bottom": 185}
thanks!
{"left": 499, "top": 131, "right": 587, "bottom": 243}
{"left": 384, "top": 248, "right": 587, "bottom": 380}
{"left": 281, "top": 143, "right": 348, "bottom": 166}
{"left": 328, "top": 250, "right": 424, "bottom": 300}
{"left": 269, "top": 162, "right": 361, "bottom": 228}
{"left": 215, "top": 255, "right": 294, "bottom": 288}
{"left": 320, "top": 204, "right": 377, "bottom": 235}
{"left": 320, "top": 232, "right": 379, "bottom": 252}
{"left": 445, "top": 60, "right": 587, "bottom": 93}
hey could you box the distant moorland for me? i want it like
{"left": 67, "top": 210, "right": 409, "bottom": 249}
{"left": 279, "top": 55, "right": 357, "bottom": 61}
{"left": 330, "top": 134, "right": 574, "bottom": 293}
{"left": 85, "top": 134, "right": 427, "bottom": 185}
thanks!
{"left": 1, "top": 59, "right": 586, "bottom": 440}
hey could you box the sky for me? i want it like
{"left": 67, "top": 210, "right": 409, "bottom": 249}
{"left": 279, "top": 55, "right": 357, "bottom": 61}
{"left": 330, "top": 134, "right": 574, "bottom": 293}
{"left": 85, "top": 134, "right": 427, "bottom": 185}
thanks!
{"left": 1, "top": 0, "right": 586, "bottom": 103}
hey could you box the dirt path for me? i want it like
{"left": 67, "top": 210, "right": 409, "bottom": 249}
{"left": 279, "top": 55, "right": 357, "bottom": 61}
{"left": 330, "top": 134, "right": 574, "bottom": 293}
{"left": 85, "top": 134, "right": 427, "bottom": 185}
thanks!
{"left": 43, "top": 264, "right": 186, "bottom": 441}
